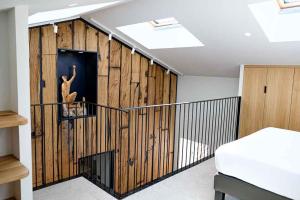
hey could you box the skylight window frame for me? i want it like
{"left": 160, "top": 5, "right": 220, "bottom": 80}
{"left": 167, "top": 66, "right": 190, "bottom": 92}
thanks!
{"left": 277, "top": 0, "right": 300, "bottom": 9}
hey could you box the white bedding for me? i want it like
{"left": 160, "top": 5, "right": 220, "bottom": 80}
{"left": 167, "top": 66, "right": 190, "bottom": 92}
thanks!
{"left": 215, "top": 127, "right": 300, "bottom": 200}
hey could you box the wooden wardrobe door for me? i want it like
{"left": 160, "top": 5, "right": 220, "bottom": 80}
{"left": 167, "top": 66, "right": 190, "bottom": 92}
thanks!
{"left": 239, "top": 67, "right": 267, "bottom": 137}
{"left": 289, "top": 68, "right": 300, "bottom": 131}
{"left": 263, "top": 67, "right": 294, "bottom": 129}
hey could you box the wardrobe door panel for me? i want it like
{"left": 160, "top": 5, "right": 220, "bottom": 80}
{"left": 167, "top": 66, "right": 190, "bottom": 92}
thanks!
{"left": 263, "top": 67, "right": 294, "bottom": 129}
{"left": 289, "top": 68, "right": 300, "bottom": 131}
{"left": 239, "top": 67, "right": 267, "bottom": 137}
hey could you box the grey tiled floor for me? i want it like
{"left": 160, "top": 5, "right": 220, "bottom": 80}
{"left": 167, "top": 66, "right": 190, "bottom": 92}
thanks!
{"left": 34, "top": 158, "right": 237, "bottom": 200}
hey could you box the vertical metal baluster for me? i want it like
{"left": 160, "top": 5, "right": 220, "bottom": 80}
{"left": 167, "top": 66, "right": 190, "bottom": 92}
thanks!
{"left": 203, "top": 101, "right": 209, "bottom": 158}
{"left": 134, "top": 109, "right": 138, "bottom": 189}
{"left": 127, "top": 110, "right": 131, "bottom": 194}
{"left": 33, "top": 106, "right": 37, "bottom": 187}
{"left": 193, "top": 103, "right": 198, "bottom": 164}
{"left": 139, "top": 108, "right": 144, "bottom": 186}
{"left": 189, "top": 103, "right": 194, "bottom": 166}
{"left": 215, "top": 100, "right": 221, "bottom": 150}
{"left": 180, "top": 104, "right": 186, "bottom": 170}
{"left": 51, "top": 105, "right": 54, "bottom": 181}
{"left": 195, "top": 103, "right": 201, "bottom": 162}
{"left": 211, "top": 100, "right": 218, "bottom": 155}
{"left": 145, "top": 107, "right": 150, "bottom": 183}
{"left": 157, "top": 107, "right": 162, "bottom": 178}
{"left": 151, "top": 107, "right": 156, "bottom": 181}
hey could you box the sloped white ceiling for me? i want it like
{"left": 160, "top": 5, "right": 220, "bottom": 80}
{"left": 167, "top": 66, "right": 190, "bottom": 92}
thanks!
{"left": 87, "top": 0, "right": 300, "bottom": 77}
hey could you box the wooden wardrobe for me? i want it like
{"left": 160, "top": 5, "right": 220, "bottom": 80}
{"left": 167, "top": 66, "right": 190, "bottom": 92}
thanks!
{"left": 239, "top": 65, "right": 300, "bottom": 137}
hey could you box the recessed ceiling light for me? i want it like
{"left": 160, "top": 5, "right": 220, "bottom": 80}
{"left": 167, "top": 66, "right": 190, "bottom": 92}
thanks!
{"left": 244, "top": 32, "right": 252, "bottom": 37}
{"left": 68, "top": 3, "right": 78, "bottom": 7}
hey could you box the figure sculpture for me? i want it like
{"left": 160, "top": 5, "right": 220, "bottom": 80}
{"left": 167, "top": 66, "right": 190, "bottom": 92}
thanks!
{"left": 61, "top": 65, "right": 86, "bottom": 117}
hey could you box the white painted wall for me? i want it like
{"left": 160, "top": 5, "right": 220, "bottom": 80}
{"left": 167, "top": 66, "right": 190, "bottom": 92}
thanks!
{"left": 177, "top": 75, "right": 239, "bottom": 103}
{"left": 0, "top": 6, "right": 32, "bottom": 200}
{"left": 8, "top": 6, "right": 32, "bottom": 200}
{"left": 0, "top": 10, "right": 14, "bottom": 200}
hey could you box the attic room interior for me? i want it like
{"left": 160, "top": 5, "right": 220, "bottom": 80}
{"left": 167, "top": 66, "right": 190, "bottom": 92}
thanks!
{"left": 0, "top": 0, "right": 300, "bottom": 200}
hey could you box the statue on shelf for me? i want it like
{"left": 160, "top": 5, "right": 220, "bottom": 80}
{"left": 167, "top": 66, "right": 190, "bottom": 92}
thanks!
{"left": 62, "top": 65, "right": 77, "bottom": 106}
{"left": 61, "top": 65, "right": 86, "bottom": 117}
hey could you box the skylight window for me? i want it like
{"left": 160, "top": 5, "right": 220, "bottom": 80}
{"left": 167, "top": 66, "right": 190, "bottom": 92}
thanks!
{"left": 117, "top": 17, "right": 204, "bottom": 49}
{"left": 28, "top": 1, "right": 119, "bottom": 26}
{"left": 249, "top": 0, "right": 300, "bottom": 42}
{"left": 277, "top": 0, "right": 300, "bottom": 9}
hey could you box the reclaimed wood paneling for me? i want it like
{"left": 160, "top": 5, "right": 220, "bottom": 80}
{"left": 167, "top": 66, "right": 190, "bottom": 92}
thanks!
{"left": 86, "top": 25, "right": 98, "bottom": 51}
{"left": 57, "top": 22, "right": 73, "bottom": 49}
{"left": 136, "top": 57, "right": 148, "bottom": 186}
{"left": 41, "top": 26, "right": 56, "bottom": 55}
{"left": 118, "top": 46, "right": 131, "bottom": 193}
{"left": 73, "top": 20, "right": 86, "bottom": 51}
{"left": 29, "top": 19, "right": 178, "bottom": 194}
{"left": 146, "top": 64, "right": 156, "bottom": 183}
{"left": 153, "top": 66, "right": 164, "bottom": 180}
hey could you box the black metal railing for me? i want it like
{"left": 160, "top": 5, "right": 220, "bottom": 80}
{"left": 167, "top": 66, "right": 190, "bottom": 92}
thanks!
{"left": 31, "top": 96, "right": 241, "bottom": 199}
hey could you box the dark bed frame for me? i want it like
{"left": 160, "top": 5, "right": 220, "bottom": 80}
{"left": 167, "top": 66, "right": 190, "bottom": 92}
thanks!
{"left": 214, "top": 173, "right": 292, "bottom": 200}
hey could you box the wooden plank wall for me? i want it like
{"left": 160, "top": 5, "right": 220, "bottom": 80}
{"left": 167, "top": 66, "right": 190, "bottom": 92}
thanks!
{"left": 29, "top": 18, "right": 178, "bottom": 194}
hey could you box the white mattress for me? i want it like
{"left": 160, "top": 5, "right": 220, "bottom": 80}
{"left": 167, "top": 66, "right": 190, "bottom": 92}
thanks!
{"left": 215, "top": 127, "right": 300, "bottom": 200}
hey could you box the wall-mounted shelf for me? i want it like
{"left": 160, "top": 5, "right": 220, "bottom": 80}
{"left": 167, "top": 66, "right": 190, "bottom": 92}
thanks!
{"left": 0, "top": 111, "right": 28, "bottom": 128}
{"left": 0, "top": 155, "right": 29, "bottom": 185}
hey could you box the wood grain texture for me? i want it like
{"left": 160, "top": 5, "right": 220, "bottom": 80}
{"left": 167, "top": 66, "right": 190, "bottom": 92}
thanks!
{"left": 119, "top": 46, "right": 131, "bottom": 193}
{"left": 86, "top": 25, "right": 98, "bottom": 51}
{"left": 0, "top": 155, "right": 29, "bottom": 184}
{"left": 29, "top": 19, "right": 178, "bottom": 193}
{"left": 0, "top": 111, "right": 28, "bottom": 128}
{"left": 73, "top": 20, "right": 86, "bottom": 51}
{"left": 136, "top": 57, "right": 148, "bottom": 186}
{"left": 41, "top": 26, "right": 56, "bottom": 55}
{"left": 98, "top": 32, "right": 109, "bottom": 76}
{"left": 146, "top": 64, "right": 156, "bottom": 183}
{"left": 239, "top": 67, "right": 267, "bottom": 137}
{"left": 263, "top": 67, "right": 294, "bottom": 129}
{"left": 57, "top": 22, "right": 72, "bottom": 49}
{"left": 153, "top": 66, "right": 164, "bottom": 180}
{"left": 289, "top": 68, "right": 300, "bottom": 131}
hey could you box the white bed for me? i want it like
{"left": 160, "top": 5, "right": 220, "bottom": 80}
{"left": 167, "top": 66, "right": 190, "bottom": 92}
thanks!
{"left": 215, "top": 127, "right": 300, "bottom": 200}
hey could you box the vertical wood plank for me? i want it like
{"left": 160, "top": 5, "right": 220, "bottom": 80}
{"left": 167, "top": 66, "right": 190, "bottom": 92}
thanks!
{"left": 86, "top": 25, "right": 98, "bottom": 51}
{"left": 98, "top": 32, "right": 109, "bottom": 76}
{"left": 41, "top": 25, "right": 56, "bottom": 55}
{"left": 108, "top": 40, "right": 121, "bottom": 192}
{"left": 42, "top": 55, "right": 58, "bottom": 183}
{"left": 146, "top": 64, "right": 156, "bottom": 183}
{"left": 136, "top": 57, "right": 148, "bottom": 186}
{"left": 73, "top": 20, "right": 86, "bottom": 51}
{"left": 119, "top": 46, "right": 131, "bottom": 193}
{"left": 57, "top": 22, "right": 73, "bottom": 49}
{"left": 97, "top": 32, "right": 109, "bottom": 155}
{"left": 30, "top": 28, "right": 42, "bottom": 187}
{"left": 153, "top": 66, "right": 163, "bottom": 180}
{"left": 129, "top": 53, "right": 141, "bottom": 190}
